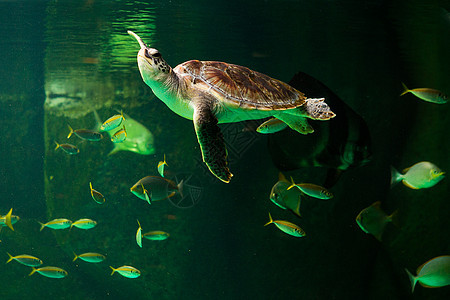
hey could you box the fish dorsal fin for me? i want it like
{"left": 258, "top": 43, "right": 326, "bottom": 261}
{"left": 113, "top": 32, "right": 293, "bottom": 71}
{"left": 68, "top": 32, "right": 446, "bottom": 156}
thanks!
{"left": 415, "top": 255, "right": 449, "bottom": 275}
{"left": 416, "top": 261, "right": 426, "bottom": 275}
{"left": 371, "top": 201, "right": 382, "bottom": 209}
{"left": 402, "top": 167, "right": 411, "bottom": 174}
{"left": 278, "top": 172, "right": 288, "bottom": 182}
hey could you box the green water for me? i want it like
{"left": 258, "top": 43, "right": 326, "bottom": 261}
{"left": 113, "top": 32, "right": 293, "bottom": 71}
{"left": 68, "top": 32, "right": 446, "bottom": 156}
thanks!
{"left": 0, "top": 0, "right": 449, "bottom": 299}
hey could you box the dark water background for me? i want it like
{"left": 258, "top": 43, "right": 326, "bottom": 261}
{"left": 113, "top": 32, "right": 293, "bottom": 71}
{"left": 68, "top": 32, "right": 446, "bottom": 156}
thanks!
{"left": 0, "top": 0, "right": 449, "bottom": 299}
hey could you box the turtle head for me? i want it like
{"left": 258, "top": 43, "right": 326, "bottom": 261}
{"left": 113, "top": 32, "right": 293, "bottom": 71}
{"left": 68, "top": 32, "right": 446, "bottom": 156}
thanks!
{"left": 128, "top": 31, "right": 172, "bottom": 85}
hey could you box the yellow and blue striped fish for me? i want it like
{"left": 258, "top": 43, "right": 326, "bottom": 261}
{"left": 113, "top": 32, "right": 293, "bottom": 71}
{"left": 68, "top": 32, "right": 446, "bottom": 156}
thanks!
{"left": 111, "top": 125, "right": 127, "bottom": 143}
{"left": 29, "top": 266, "right": 68, "bottom": 278}
{"left": 157, "top": 154, "right": 168, "bottom": 177}
{"left": 401, "top": 83, "right": 448, "bottom": 104}
{"left": 136, "top": 220, "right": 143, "bottom": 248}
{"left": 7, "top": 253, "right": 43, "bottom": 267}
{"left": 39, "top": 218, "right": 72, "bottom": 231}
{"left": 110, "top": 265, "right": 141, "bottom": 278}
{"left": 71, "top": 218, "right": 97, "bottom": 230}
{"left": 143, "top": 231, "right": 170, "bottom": 241}
{"left": 73, "top": 252, "right": 105, "bottom": 263}
{"left": 89, "top": 182, "right": 105, "bottom": 204}
{"left": 264, "top": 213, "right": 306, "bottom": 237}
{"left": 100, "top": 111, "right": 125, "bottom": 131}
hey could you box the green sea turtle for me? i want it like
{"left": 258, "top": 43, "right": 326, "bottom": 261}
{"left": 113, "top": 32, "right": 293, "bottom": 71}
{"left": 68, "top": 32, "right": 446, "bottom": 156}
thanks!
{"left": 128, "top": 31, "right": 336, "bottom": 183}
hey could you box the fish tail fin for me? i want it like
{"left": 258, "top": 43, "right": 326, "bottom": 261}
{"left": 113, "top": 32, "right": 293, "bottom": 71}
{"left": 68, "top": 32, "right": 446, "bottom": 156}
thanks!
{"left": 67, "top": 124, "right": 74, "bottom": 139}
{"left": 264, "top": 212, "right": 274, "bottom": 226}
{"left": 137, "top": 219, "right": 141, "bottom": 229}
{"left": 6, "top": 252, "right": 14, "bottom": 264}
{"left": 390, "top": 166, "right": 403, "bottom": 187}
{"left": 177, "top": 179, "right": 185, "bottom": 199}
{"left": 54, "top": 141, "right": 60, "bottom": 151}
{"left": 110, "top": 266, "right": 116, "bottom": 276}
{"left": 38, "top": 221, "right": 45, "bottom": 232}
{"left": 387, "top": 210, "right": 399, "bottom": 226}
{"left": 73, "top": 252, "right": 78, "bottom": 262}
{"left": 5, "top": 208, "right": 13, "bottom": 231}
{"left": 405, "top": 268, "right": 418, "bottom": 293}
{"left": 28, "top": 267, "right": 37, "bottom": 276}
{"left": 164, "top": 154, "right": 167, "bottom": 166}
{"left": 287, "top": 176, "right": 296, "bottom": 190}
{"left": 89, "top": 182, "right": 93, "bottom": 191}
{"left": 400, "top": 82, "right": 410, "bottom": 96}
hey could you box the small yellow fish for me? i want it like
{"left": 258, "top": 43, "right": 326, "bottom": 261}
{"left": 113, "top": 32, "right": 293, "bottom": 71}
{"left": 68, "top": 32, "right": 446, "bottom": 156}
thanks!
{"left": 73, "top": 252, "right": 106, "bottom": 263}
{"left": 111, "top": 125, "right": 127, "bottom": 143}
{"left": 7, "top": 253, "right": 43, "bottom": 267}
{"left": 405, "top": 255, "right": 450, "bottom": 293}
{"left": 100, "top": 111, "right": 125, "bottom": 131}
{"left": 71, "top": 218, "right": 97, "bottom": 230}
{"left": 110, "top": 265, "right": 141, "bottom": 278}
{"left": 400, "top": 83, "right": 448, "bottom": 104}
{"left": 54, "top": 141, "right": 79, "bottom": 155}
{"left": 391, "top": 161, "right": 445, "bottom": 189}
{"left": 67, "top": 125, "right": 103, "bottom": 141}
{"left": 39, "top": 218, "right": 72, "bottom": 231}
{"left": 29, "top": 266, "right": 68, "bottom": 279}
{"left": 143, "top": 231, "right": 170, "bottom": 241}
{"left": 136, "top": 220, "right": 143, "bottom": 248}
{"left": 89, "top": 182, "right": 105, "bottom": 204}
{"left": 287, "top": 177, "right": 333, "bottom": 200}
{"left": 157, "top": 154, "right": 168, "bottom": 177}
{"left": 264, "top": 213, "right": 306, "bottom": 237}
{"left": 0, "top": 209, "right": 19, "bottom": 232}
{"left": 2, "top": 208, "right": 14, "bottom": 231}
{"left": 256, "top": 118, "right": 288, "bottom": 134}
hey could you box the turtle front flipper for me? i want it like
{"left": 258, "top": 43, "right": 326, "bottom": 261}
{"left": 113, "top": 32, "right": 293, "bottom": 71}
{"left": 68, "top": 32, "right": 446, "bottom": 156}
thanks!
{"left": 193, "top": 98, "right": 233, "bottom": 183}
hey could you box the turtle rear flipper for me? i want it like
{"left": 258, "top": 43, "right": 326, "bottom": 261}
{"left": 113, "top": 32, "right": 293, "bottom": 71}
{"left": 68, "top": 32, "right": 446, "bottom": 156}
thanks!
{"left": 193, "top": 97, "right": 233, "bottom": 183}
{"left": 298, "top": 98, "right": 336, "bottom": 120}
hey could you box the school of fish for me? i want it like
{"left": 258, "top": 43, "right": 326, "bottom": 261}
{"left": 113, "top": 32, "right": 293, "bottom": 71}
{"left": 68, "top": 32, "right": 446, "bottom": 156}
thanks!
{"left": 2, "top": 112, "right": 171, "bottom": 280}
{"left": 264, "top": 77, "right": 448, "bottom": 293}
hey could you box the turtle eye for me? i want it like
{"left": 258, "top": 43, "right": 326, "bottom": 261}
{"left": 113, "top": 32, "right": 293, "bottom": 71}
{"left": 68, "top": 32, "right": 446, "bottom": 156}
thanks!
{"left": 152, "top": 51, "right": 161, "bottom": 58}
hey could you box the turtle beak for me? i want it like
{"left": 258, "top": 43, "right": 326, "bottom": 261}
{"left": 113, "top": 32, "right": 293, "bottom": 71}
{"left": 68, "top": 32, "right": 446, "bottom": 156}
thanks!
{"left": 127, "top": 30, "right": 146, "bottom": 49}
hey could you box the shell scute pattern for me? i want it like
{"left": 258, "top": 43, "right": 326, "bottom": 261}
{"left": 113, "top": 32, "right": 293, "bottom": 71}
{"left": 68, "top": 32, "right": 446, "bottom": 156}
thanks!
{"left": 176, "top": 60, "right": 306, "bottom": 110}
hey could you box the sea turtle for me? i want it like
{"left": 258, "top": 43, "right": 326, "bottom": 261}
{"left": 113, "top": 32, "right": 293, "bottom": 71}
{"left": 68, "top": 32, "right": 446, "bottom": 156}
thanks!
{"left": 127, "top": 31, "right": 336, "bottom": 183}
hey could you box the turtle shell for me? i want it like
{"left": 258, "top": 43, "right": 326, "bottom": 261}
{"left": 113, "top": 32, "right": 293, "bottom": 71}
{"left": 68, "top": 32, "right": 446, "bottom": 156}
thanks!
{"left": 173, "top": 60, "right": 306, "bottom": 110}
